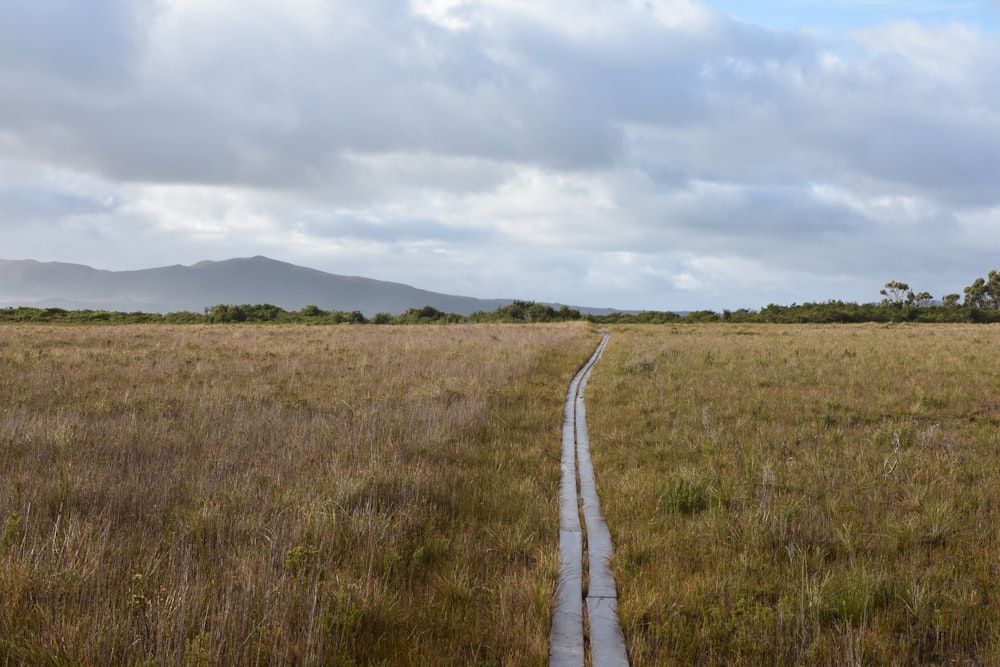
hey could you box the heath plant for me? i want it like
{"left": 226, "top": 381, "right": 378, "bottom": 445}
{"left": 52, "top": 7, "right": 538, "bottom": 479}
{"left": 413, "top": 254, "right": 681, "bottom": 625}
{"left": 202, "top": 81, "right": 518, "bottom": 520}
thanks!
{"left": 588, "top": 323, "right": 1000, "bottom": 665}
{"left": 0, "top": 323, "right": 598, "bottom": 665}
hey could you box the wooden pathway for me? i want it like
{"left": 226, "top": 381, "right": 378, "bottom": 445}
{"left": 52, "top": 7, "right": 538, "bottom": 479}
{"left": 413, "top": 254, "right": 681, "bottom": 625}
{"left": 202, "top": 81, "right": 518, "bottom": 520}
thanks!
{"left": 550, "top": 332, "right": 629, "bottom": 666}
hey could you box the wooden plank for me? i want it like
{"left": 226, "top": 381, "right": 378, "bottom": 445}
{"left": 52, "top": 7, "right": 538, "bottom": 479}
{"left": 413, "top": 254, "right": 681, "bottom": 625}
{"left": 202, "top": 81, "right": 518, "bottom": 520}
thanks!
{"left": 549, "top": 530, "right": 584, "bottom": 665}
{"left": 551, "top": 332, "right": 629, "bottom": 666}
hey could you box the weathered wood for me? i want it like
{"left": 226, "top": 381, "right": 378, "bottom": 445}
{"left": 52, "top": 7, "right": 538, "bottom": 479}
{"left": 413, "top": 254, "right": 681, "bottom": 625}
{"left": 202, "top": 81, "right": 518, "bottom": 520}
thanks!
{"left": 587, "top": 597, "right": 629, "bottom": 667}
{"left": 550, "top": 530, "right": 584, "bottom": 665}
{"left": 550, "top": 332, "right": 629, "bottom": 666}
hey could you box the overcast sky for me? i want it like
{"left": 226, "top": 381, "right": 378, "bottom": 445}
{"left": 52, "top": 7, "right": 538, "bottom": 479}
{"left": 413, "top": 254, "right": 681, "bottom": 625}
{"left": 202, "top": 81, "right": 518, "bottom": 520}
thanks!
{"left": 2, "top": 0, "right": 1000, "bottom": 311}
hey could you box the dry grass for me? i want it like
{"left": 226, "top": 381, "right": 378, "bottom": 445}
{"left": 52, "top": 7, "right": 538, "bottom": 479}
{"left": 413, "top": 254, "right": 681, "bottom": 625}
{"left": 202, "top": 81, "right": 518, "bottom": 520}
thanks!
{"left": 0, "top": 323, "right": 599, "bottom": 665}
{"left": 587, "top": 323, "right": 1000, "bottom": 665}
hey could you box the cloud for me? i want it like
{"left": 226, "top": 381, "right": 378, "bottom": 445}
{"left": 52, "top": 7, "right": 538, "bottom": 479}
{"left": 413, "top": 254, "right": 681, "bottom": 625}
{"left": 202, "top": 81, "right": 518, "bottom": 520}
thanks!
{"left": 1, "top": 0, "right": 999, "bottom": 309}
{"left": 0, "top": 0, "right": 788, "bottom": 183}
{"left": 0, "top": 0, "right": 148, "bottom": 85}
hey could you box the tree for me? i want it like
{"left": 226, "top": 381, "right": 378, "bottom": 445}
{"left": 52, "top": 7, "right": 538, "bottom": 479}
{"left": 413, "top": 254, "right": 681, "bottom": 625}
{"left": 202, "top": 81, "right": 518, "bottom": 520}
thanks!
{"left": 964, "top": 270, "right": 1000, "bottom": 308}
{"left": 206, "top": 304, "right": 247, "bottom": 322}
{"left": 912, "top": 291, "right": 934, "bottom": 307}
{"left": 299, "top": 305, "right": 325, "bottom": 318}
{"left": 942, "top": 293, "right": 961, "bottom": 307}
{"left": 964, "top": 278, "right": 986, "bottom": 307}
{"left": 243, "top": 303, "right": 283, "bottom": 321}
{"left": 397, "top": 305, "right": 449, "bottom": 323}
{"left": 880, "top": 281, "right": 912, "bottom": 307}
{"left": 418, "top": 305, "right": 444, "bottom": 320}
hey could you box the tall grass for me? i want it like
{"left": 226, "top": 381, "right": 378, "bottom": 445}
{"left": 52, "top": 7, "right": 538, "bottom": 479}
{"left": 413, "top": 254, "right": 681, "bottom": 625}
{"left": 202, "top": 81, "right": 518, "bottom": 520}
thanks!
{"left": 0, "top": 323, "right": 598, "bottom": 665}
{"left": 587, "top": 323, "right": 1000, "bottom": 665}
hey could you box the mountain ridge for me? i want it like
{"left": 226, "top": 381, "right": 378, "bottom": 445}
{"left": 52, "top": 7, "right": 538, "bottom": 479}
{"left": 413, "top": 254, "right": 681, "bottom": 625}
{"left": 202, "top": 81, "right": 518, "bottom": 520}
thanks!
{"left": 0, "top": 256, "right": 616, "bottom": 316}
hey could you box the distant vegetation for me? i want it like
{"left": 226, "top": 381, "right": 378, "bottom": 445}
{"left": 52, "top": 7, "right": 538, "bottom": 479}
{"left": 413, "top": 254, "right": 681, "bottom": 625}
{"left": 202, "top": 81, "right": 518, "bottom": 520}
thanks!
{"left": 0, "top": 301, "right": 588, "bottom": 325}
{"left": 4, "top": 270, "right": 1000, "bottom": 325}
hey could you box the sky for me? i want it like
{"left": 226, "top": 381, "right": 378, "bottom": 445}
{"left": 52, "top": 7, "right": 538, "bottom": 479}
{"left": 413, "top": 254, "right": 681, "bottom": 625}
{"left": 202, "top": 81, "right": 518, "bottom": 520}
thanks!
{"left": 2, "top": 1, "right": 1000, "bottom": 312}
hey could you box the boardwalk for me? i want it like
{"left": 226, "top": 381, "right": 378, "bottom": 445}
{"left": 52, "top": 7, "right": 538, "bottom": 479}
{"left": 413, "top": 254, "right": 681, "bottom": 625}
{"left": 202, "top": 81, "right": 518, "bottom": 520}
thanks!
{"left": 550, "top": 331, "right": 629, "bottom": 667}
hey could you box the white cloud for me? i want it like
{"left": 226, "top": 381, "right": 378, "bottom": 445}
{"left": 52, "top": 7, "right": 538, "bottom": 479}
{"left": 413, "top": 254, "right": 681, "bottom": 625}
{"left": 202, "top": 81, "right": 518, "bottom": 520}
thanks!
{"left": 410, "top": 0, "right": 475, "bottom": 30}
{"left": 130, "top": 184, "right": 279, "bottom": 241}
{"left": 1, "top": 0, "right": 1000, "bottom": 309}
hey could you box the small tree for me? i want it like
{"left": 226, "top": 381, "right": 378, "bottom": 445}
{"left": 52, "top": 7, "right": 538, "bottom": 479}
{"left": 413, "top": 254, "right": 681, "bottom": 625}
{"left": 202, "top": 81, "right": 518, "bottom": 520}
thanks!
{"left": 912, "top": 291, "right": 934, "bottom": 307}
{"left": 880, "top": 281, "right": 912, "bottom": 307}
{"left": 942, "top": 293, "right": 961, "bottom": 307}
{"left": 964, "top": 278, "right": 986, "bottom": 307}
{"left": 299, "top": 305, "right": 324, "bottom": 318}
{"left": 206, "top": 304, "right": 247, "bottom": 323}
{"left": 963, "top": 270, "right": 1000, "bottom": 308}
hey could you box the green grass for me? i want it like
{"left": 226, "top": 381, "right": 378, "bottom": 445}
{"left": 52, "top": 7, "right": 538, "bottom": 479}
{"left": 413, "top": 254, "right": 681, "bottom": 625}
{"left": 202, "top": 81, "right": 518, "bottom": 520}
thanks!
{"left": 588, "top": 323, "right": 1000, "bottom": 665}
{"left": 0, "top": 323, "right": 599, "bottom": 665}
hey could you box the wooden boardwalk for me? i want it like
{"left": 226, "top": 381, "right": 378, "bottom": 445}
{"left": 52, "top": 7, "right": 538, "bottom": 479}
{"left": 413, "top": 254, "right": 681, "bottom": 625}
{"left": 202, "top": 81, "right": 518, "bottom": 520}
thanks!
{"left": 550, "top": 332, "right": 629, "bottom": 666}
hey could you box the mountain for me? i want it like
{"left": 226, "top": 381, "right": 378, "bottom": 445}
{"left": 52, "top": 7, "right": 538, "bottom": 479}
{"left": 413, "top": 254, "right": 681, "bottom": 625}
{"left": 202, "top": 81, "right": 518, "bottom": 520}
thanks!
{"left": 0, "top": 256, "right": 523, "bottom": 316}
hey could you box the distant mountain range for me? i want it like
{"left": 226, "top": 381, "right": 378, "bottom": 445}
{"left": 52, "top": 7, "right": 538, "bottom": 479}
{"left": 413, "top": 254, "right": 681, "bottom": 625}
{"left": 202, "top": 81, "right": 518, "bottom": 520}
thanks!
{"left": 0, "top": 256, "right": 616, "bottom": 316}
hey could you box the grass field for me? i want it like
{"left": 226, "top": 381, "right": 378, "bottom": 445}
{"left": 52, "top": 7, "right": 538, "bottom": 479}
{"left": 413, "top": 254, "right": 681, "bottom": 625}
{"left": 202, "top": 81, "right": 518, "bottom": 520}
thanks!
{"left": 588, "top": 323, "right": 1000, "bottom": 665}
{"left": 5, "top": 321, "right": 999, "bottom": 665}
{"left": 0, "top": 323, "right": 599, "bottom": 665}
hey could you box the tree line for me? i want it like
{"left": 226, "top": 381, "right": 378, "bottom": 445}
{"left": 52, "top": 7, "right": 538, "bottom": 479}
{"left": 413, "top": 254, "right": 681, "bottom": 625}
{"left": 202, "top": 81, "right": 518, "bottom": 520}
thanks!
{"left": 0, "top": 301, "right": 585, "bottom": 325}
{"left": 3, "top": 270, "right": 1000, "bottom": 325}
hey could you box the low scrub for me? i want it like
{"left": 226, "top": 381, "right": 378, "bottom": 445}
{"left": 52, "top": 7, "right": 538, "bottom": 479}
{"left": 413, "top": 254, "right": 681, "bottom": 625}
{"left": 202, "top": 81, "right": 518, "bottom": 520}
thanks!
{"left": 588, "top": 323, "right": 1000, "bottom": 665}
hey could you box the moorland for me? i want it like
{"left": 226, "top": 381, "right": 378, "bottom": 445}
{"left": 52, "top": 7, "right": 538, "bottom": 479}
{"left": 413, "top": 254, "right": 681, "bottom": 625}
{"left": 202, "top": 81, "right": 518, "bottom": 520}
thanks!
{"left": 0, "top": 323, "right": 597, "bottom": 665}
{"left": 2, "top": 320, "right": 999, "bottom": 664}
{"left": 591, "top": 323, "right": 1000, "bottom": 664}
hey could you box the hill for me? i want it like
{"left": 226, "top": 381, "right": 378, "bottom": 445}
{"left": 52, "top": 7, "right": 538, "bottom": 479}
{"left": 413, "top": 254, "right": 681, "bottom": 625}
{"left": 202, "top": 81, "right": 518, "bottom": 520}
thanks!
{"left": 0, "top": 256, "right": 522, "bottom": 316}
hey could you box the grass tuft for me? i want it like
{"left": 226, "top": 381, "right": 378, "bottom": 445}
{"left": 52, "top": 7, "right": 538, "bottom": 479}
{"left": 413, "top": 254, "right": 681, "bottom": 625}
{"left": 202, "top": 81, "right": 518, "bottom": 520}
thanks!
{"left": 659, "top": 474, "right": 711, "bottom": 516}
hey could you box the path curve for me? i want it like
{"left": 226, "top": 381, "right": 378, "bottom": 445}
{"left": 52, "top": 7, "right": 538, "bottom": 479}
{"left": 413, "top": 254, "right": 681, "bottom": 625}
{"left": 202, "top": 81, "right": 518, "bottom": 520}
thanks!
{"left": 550, "top": 331, "right": 629, "bottom": 666}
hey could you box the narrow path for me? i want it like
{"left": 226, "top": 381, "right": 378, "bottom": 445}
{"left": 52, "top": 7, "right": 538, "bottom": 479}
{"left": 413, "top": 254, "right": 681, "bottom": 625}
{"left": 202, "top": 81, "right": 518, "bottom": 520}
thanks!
{"left": 550, "top": 331, "right": 629, "bottom": 667}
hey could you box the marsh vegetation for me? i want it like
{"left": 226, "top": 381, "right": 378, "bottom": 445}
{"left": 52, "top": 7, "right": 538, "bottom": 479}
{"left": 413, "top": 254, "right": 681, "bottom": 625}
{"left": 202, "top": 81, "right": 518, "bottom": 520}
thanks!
{"left": 589, "top": 324, "right": 1000, "bottom": 665}
{"left": 4, "top": 321, "right": 999, "bottom": 665}
{"left": 0, "top": 323, "right": 597, "bottom": 665}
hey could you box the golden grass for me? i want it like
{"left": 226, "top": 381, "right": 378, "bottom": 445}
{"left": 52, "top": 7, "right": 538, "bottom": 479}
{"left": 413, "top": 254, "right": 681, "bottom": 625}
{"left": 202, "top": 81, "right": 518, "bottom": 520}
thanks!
{"left": 0, "top": 323, "right": 599, "bottom": 665}
{"left": 587, "top": 323, "right": 1000, "bottom": 665}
